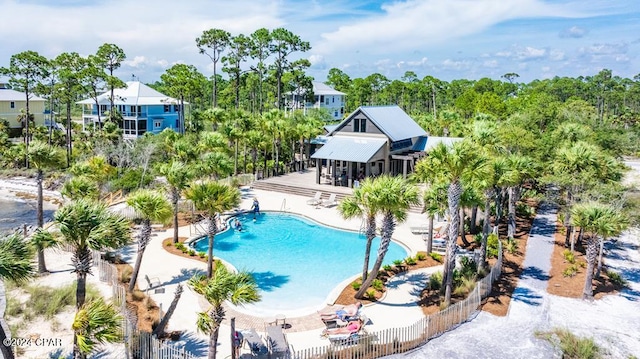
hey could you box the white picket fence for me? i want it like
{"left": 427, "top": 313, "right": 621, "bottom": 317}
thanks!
{"left": 294, "top": 242, "right": 504, "bottom": 359}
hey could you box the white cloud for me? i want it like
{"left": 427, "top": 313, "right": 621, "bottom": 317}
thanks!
{"left": 441, "top": 59, "right": 472, "bottom": 71}
{"left": 407, "top": 57, "right": 429, "bottom": 67}
{"left": 560, "top": 25, "right": 588, "bottom": 38}
{"left": 549, "top": 49, "right": 565, "bottom": 61}
{"left": 483, "top": 60, "right": 498, "bottom": 68}
{"left": 124, "top": 56, "right": 147, "bottom": 68}
{"left": 517, "top": 46, "right": 546, "bottom": 60}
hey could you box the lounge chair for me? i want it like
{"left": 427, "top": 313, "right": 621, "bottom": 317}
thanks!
{"left": 321, "top": 193, "right": 337, "bottom": 208}
{"left": 144, "top": 274, "right": 160, "bottom": 290}
{"left": 306, "top": 191, "right": 323, "bottom": 206}
{"left": 266, "top": 325, "right": 289, "bottom": 358}
{"left": 241, "top": 329, "right": 268, "bottom": 356}
{"left": 325, "top": 317, "right": 367, "bottom": 345}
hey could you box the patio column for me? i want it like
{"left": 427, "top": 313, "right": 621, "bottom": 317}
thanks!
{"left": 347, "top": 161, "right": 352, "bottom": 188}
{"left": 316, "top": 159, "right": 321, "bottom": 184}
{"left": 331, "top": 160, "right": 337, "bottom": 186}
{"left": 402, "top": 158, "right": 408, "bottom": 179}
{"left": 365, "top": 162, "right": 370, "bottom": 177}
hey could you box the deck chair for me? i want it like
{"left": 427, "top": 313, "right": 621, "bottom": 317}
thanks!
{"left": 306, "top": 191, "right": 322, "bottom": 206}
{"left": 321, "top": 193, "right": 337, "bottom": 208}
{"left": 241, "top": 329, "right": 268, "bottom": 356}
{"left": 266, "top": 325, "right": 289, "bottom": 358}
{"left": 144, "top": 274, "right": 161, "bottom": 290}
{"left": 326, "top": 318, "right": 366, "bottom": 345}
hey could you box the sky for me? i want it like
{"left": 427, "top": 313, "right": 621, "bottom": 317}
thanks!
{"left": 1, "top": 0, "right": 639, "bottom": 84}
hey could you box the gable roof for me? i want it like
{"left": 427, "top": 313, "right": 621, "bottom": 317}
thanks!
{"left": 311, "top": 136, "right": 386, "bottom": 163}
{"left": 77, "top": 81, "right": 179, "bottom": 105}
{"left": 329, "top": 105, "right": 426, "bottom": 142}
{"left": 313, "top": 81, "right": 345, "bottom": 96}
{"left": 0, "top": 88, "right": 45, "bottom": 102}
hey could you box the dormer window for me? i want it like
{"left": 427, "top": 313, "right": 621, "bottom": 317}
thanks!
{"left": 353, "top": 118, "right": 366, "bottom": 132}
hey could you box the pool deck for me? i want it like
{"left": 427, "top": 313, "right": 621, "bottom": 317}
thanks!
{"left": 118, "top": 184, "right": 440, "bottom": 358}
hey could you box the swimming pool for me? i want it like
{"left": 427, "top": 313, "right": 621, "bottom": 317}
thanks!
{"left": 192, "top": 212, "right": 408, "bottom": 316}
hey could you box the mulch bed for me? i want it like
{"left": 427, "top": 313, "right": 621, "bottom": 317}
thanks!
{"left": 546, "top": 226, "right": 621, "bottom": 298}
{"left": 334, "top": 253, "right": 442, "bottom": 306}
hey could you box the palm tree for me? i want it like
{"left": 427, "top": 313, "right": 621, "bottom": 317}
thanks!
{"left": 421, "top": 181, "right": 448, "bottom": 254}
{"left": 61, "top": 176, "right": 100, "bottom": 202}
{"left": 504, "top": 154, "right": 535, "bottom": 241}
{"left": 338, "top": 178, "right": 381, "bottom": 282}
{"left": 27, "top": 140, "right": 64, "bottom": 273}
{"left": 0, "top": 233, "right": 34, "bottom": 359}
{"left": 185, "top": 182, "right": 240, "bottom": 278}
{"left": 159, "top": 161, "right": 194, "bottom": 243}
{"left": 72, "top": 297, "right": 122, "bottom": 359}
{"left": 153, "top": 284, "right": 183, "bottom": 338}
{"left": 54, "top": 199, "right": 130, "bottom": 358}
{"left": 188, "top": 262, "right": 260, "bottom": 359}
{"left": 354, "top": 175, "right": 419, "bottom": 299}
{"left": 29, "top": 228, "right": 58, "bottom": 274}
{"left": 571, "top": 202, "right": 626, "bottom": 300}
{"left": 126, "top": 190, "right": 172, "bottom": 292}
{"left": 414, "top": 140, "right": 487, "bottom": 307}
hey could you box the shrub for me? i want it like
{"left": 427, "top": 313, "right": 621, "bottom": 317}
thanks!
{"left": 120, "top": 266, "right": 133, "bottom": 284}
{"left": 429, "top": 252, "right": 443, "bottom": 262}
{"left": 144, "top": 297, "right": 156, "bottom": 311}
{"left": 383, "top": 264, "right": 393, "bottom": 272}
{"left": 131, "top": 290, "right": 146, "bottom": 301}
{"left": 473, "top": 233, "right": 483, "bottom": 246}
{"left": 427, "top": 271, "right": 443, "bottom": 292}
{"left": 404, "top": 256, "right": 417, "bottom": 266}
{"left": 175, "top": 243, "right": 185, "bottom": 251}
{"left": 188, "top": 249, "right": 196, "bottom": 256}
{"left": 198, "top": 251, "right": 206, "bottom": 258}
{"left": 372, "top": 279, "right": 384, "bottom": 291}
{"left": 606, "top": 269, "right": 627, "bottom": 287}
{"left": 365, "top": 289, "right": 377, "bottom": 300}
{"left": 453, "top": 276, "right": 476, "bottom": 296}
{"left": 563, "top": 249, "right": 576, "bottom": 264}
{"left": 166, "top": 241, "right": 172, "bottom": 246}
{"left": 563, "top": 264, "right": 579, "bottom": 277}
{"left": 458, "top": 256, "right": 478, "bottom": 280}
{"left": 516, "top": 202, "right": 535, "bottom": 218}
{"left": 181, "top": 247, "right": 188, "bottom": 254}
{"left": 351, "top": 281, "right": 362, "bottom": 290}
{"left": 110, "top": 168, "right": 153, "bottom": 193}
{"left": 503, "top": 238, "right": 519, "bottom": 255}
{"left": 416, "top": 253, "right": 427, "bottom": 261}
{"left": 535, "top": 328, "right": 600, "bottom": 359}
{"left": 486, "top": 233, "right": 500, "bottom": 259}
{"left": 393, "top": 259, "right": 403, "bottom": 267}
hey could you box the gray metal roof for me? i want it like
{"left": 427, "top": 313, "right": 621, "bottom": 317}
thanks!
{"left": 0, "top": 88, "right": 45, "bottom": 102}
{"left": 329, "top": 105, "right": 426, "bottom": 142}
{"left": 313, "top": 81, "right": 345, "bottom": 96}
{"left": 311, "top": 136, "right": 386, "bottom": 162}
{"left": 77, "top": 81, "right": 181, "bottom": 105}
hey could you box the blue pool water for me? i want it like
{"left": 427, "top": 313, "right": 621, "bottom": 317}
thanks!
{"left": 192, "top": 212, "right": 407, "bottom": 315}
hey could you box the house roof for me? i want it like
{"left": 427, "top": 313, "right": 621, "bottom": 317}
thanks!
{"left": 329, "top": 105, "right": 426, "bottom": 142}
{"left": 77, "top": 81, "right": 180, "bottom": 106}
{"left": 412, "top": 136, "right": 464, "bottom": 151}
{"left": 0, "top": 88, "right": 45, "bottom": 102}
{"left": 313, "top": 81, "right": 345, "bottom": 96}
{"left": 311, "top": 136, "right": 386, "bottom": 163}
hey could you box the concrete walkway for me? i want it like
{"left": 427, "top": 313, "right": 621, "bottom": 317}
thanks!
{"left": 115, "top": 187, "right": 442, "bottom": 358}
{"left": 385, "top": 204, "right": 560, "bottom": 359}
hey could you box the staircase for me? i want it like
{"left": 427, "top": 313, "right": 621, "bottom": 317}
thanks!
{"left": 251, "top": 178, "right": 423, "bottom": 214}
{"left": 252, "top": 180, "right": 350, "bottom": 203}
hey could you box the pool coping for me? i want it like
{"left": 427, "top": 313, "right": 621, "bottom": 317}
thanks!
{"left": 185, "top": 209, "right": 412, "bottom": 318}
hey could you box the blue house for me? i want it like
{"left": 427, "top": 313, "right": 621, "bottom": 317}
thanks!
{"left": 78, "top": 81, "right": 184, "bottom": 138}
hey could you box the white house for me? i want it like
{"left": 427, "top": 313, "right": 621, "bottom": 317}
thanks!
{"left": 288, "top": 81, "right": 346, "bottom": 120}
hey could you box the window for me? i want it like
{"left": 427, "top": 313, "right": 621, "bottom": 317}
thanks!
{"left": 10, "top": 102, "right": 15, "bottom": 109}
{"left": 332, "top": 97, "right": 335, "bottom": 103}
{"left": 320, "top": 95, "right": 324, "bottom": 104}
{"left": 334, "top": 111, "right": 338, "bottom": 118}
{"left": 164, "top": 105, "right": 170, "bottom": 113}
{"left": 325, "top": 97, "right": 330, "bottom": 105}
{"left": 353, "top": 118, "right": 366, "bottom": 132}
{"left": 100, "top": 104, "right": 107, "bottom": 113}
{"left": 174, "top": 105, "right": 180, "bottom": 112}
{"left": 154, "top": 120, "right": 162, "bottom": 129}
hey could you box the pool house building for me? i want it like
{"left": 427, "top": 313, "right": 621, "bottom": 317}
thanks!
{"left": 77, "top": 81, "right": 184, "bottom": 138}
{"left": 311, "top": 105, "right": 459, "bottom": 187}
